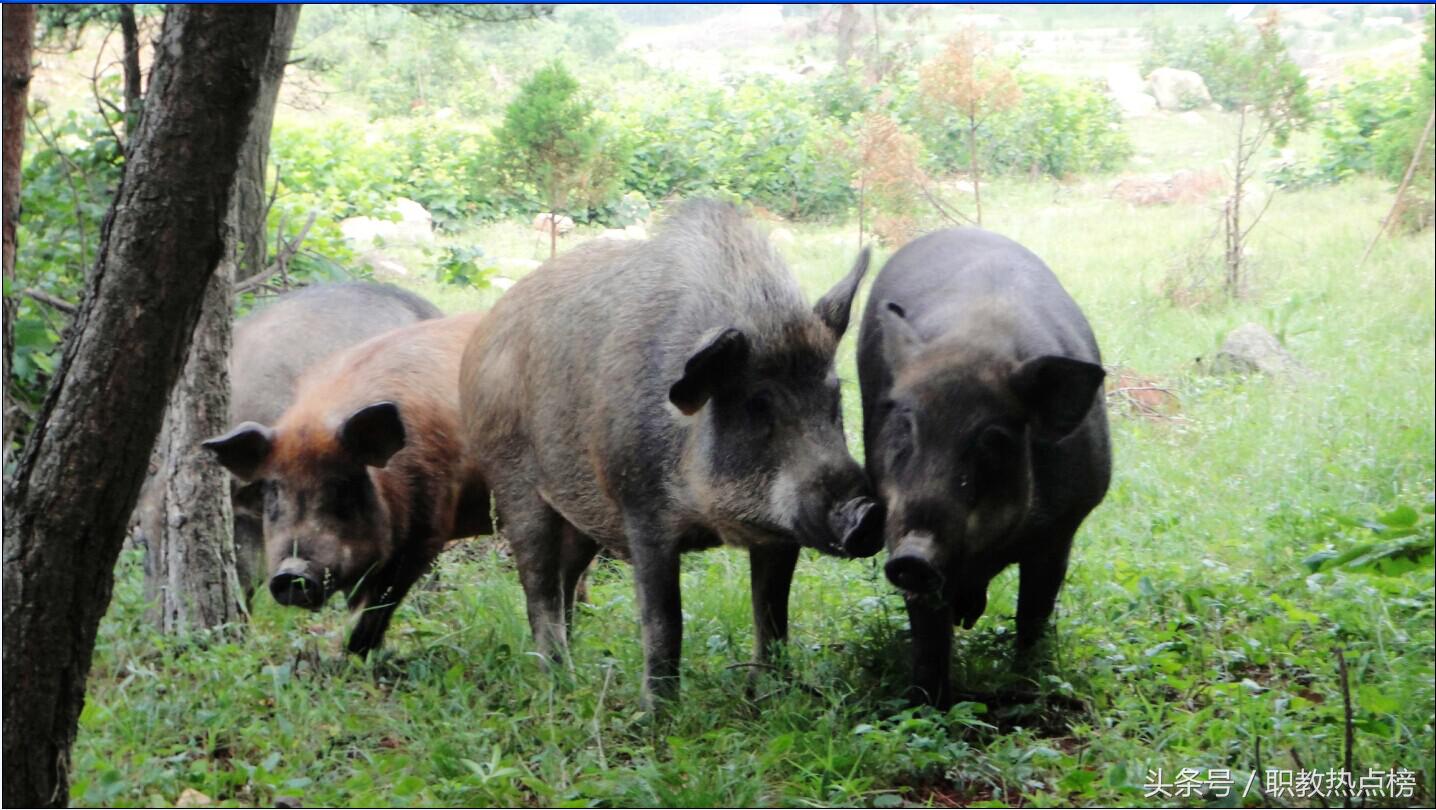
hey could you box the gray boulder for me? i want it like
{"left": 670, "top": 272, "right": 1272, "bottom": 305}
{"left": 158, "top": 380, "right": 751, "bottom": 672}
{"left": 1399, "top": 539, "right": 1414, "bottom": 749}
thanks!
{"left": 1212, "top": 323, "right": 1307, "bottom": 376}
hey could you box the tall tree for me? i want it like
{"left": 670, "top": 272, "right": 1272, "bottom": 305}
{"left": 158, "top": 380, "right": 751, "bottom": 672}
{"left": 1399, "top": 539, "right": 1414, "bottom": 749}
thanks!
{"left": 1, "top": 6, "right": 277, "bottom": 806}
{"left": 2, "top": 3, "right": 36, "bottom": 464}
{"left": 142, "top": 5, "right": 302, "bottom": 626}
{"left": 233, "top": 4, "right": 301, "bottom": 282}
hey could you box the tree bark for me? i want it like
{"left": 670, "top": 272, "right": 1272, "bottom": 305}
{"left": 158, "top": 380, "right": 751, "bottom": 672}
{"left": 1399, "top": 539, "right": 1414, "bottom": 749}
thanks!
{"left": 1225, "top": 106, "right": 1247, "bottom": 297}
{"left": 1, "top": 7, "right": 277, "bottom": 807}
{"left": 233, "top": 4, "right": 301, "bottom": 281}
{"left": 117, "top": 4, "right": 142, "bottom": 129}
{"left": 144, "top": 254, "right": 247, "bottom": 632}
{"left": 3, "top": 3, "right": 36, "bottom": 464}
{"left": 835, "top": 4, "right": 859, "bottom": 65}
{"left": 967, "top": 114, "right": 983, "bottom": 226}
{"left": 141, "top": 3, "right": 301, "bottom": 628}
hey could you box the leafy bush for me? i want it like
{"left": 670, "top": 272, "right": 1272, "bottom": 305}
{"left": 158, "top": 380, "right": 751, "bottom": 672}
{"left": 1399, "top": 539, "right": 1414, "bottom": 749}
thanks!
{"left": 1141, "top": 21, "right": 1244, "bottom": 108}
{"left": 910, "top": 71, "right": 1131, "bottom": 178}
{"left": 1314, "top": 68, "right": 1424, "bottom": 182}
{"left": 611, "top": 77, "right": 855, "bottom": 220}
{"left": 1282, "top": 12, "right": 1432, "bottom": 189}
{"left": 11, "top": 107, "right": 124, "bottom": 415}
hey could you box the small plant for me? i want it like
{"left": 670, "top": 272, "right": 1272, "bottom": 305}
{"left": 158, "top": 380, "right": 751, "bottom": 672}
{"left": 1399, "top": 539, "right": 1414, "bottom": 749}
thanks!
{"left": 917, "top": 28, "right": 1021, "bottom": 225}
{"left": 433, "top": 245, "right": 495, "bottom": 289}
{"left": 1204, "top": 10, "right": 1314, "bottom": 297}
{"left": 495, "top": 62, "right": 621, "bottom": 257}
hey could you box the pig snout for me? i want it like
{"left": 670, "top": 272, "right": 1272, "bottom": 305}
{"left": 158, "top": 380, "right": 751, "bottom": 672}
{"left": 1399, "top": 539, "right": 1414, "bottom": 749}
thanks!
{"left": 269, "top": 558, "right": 325, "bottom": 610}
{"left": 885, "top": 532, "right": 945, "bottom": 594}
{"left": 828, "top": 496, "right": 884, "bottom": 558}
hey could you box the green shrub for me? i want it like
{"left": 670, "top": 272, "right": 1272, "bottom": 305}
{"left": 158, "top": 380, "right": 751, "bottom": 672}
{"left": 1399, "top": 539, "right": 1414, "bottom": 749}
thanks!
{"left": 612, "top": 77, "right": 855, "bottom": 220}
{"left": 909, "top": 71, "right": 1131, "bottom": 179}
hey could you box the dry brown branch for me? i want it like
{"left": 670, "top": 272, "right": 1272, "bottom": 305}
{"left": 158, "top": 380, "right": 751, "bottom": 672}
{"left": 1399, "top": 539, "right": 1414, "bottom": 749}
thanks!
{"left": 1359, "top": 108, "right": 1436, "bottom": 269}
{"left": 233, "top": 210, "right": 315, "bottom": 294}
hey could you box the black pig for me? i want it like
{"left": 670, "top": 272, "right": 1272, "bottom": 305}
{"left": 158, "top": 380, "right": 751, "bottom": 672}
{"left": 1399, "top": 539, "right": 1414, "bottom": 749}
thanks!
{"left": 857, "top": 228, "right": 1110, "bottom": 707}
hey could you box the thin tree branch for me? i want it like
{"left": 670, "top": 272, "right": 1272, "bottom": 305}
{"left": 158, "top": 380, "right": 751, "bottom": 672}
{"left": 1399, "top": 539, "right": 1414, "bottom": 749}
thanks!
{"left": 1359, "top": 108, "right": 1435, "bottom": 270}
{"left": 233, "top": 211, "right": 315, "bottom": 294}
{"left": 25, "top": 109, "right": 91, "bottom": 274}
{"left": 23, "top": 288, "right": 77, "bottom": 314}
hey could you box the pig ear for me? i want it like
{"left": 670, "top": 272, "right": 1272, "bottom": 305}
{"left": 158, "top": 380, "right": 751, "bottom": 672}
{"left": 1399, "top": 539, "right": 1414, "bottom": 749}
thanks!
{"left": 202, "top": 422, "right": 274, "bottom": 482}
{"left": 813, "top": 247, "right": 871, "bottom": 338}
{"left": 669, "top": 327, "right": 750, "bottom": 415}
{"left": 340, "top": 401, "right": 406, "bottom": 468}
{"left": 1010, "top": 355, "right": 1105, "bottom": 441}
{"left": 879, "top": 300, "right": 923, "bottom": 369}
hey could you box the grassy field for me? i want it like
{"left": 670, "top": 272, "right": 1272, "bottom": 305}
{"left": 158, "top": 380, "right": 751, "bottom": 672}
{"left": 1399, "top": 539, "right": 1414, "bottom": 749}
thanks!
{"left": 39, "top": 3, "right": 1432, "bottom": 803}
{"left": 71, "top": 135, "right": 1435, "bottom": 807}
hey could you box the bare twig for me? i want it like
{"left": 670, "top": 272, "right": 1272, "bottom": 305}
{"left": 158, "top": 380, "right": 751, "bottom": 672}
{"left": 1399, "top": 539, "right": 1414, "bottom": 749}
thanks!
{"left": 233, "top": 211, "right": 315, "bottom": 294}
{"left": 23, "top": 288, "right": 77, "bottom": 314}
{"left": 1337, "top": 649, "right": 1354, "bottom": 810}
{"left": 1359, "top": 108, "right": 1435, "bottom": 270}
{"left": 25, "top": 110, "right": 91, "bottom": 273}
{"left": 1241, "top": 185, "right": 1279, "bottom": 242}
{"left": 89, "top": 24, "right": 126, "bottom": 154}
{"left": 916, "top": 175, "right": 977, "bottom": 227}
{"left": 592, "top": 663, "right": 612, "bottom": 771}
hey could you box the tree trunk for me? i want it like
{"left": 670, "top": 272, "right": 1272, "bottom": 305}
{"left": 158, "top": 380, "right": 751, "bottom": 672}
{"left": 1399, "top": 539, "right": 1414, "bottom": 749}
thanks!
{"left": 1225, "top": 106, "right": 1247, "bottom": 297}
{"left": 2, "top": 3, "right": 36, "bottom": 464}
{"left": 233, "top": 4, "right": 301, "bottom": 281}
{"left": 835, "top": 4, "right": 858, "bottom": 65}
{"left": 144, "top": 254, "right": 246, "bottom": 632}
{"left": 967, "top": 115, "right": 983, "bottom": 226}
{"left": 118, "top": 4, "right": 142, "bottom": 130}
{"left": 141, "top": 3, "right": 302, "bottom": 627}
{"left": 1, "top": 7, "right": 277, "bottom": 807}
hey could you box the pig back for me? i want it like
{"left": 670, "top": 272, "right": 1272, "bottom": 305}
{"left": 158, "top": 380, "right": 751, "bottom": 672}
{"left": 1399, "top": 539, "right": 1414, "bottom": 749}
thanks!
{"left": 862, "top": 228, "right": 1099, "bottom": 364}
{"left": 232, "top": 283, "right": 442, "bottom": 426}
{"left": 463, "top": 201, "right": 812, "bottom": 539}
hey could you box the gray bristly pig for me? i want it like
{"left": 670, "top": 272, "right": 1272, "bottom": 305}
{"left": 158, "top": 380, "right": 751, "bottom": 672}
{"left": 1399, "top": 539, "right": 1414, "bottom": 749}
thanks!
{"left": 460, "top": 199, "right": 883, "bottom": 708}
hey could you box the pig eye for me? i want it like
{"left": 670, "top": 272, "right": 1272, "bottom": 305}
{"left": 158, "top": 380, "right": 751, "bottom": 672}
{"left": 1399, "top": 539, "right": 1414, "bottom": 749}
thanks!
{"left": 325, "top": 475, "right": 368, "bottom": 516}
{"left": 745, "top": 393, "right": 776, "bottom": 436}
{"left": 887, "top": 410, "right": 916, "bottom": 466}
{"left": 958, "top": 473, "right": 980, "bottom": 507}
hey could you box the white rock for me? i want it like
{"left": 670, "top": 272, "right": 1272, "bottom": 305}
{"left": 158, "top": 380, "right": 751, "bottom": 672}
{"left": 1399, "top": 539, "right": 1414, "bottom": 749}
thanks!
{"left": 532, "top": 212, "right": 575, "bottom": 234}
{"left": 339, "top": 197, "right": 435, "bottom": 252}
{"left": 1147, "top": 67, "right": 1213, "bottom": 111}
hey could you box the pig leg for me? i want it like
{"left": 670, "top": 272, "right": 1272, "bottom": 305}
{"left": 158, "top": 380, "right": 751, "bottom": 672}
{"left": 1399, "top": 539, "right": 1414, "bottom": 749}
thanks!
{"left": 347, "top": 550, "right": 432, "bottom": 656}
{"left": 500, "top": 492, "right": 571, "bottom": 664}
{"left": 558, "top": 524, "right": 599, "bottom": 636}
{"left": 628, "top": 524, "right": 683, "bottom": 708}
{"left": 749, "top": 543, "right": 800, "bottom": 666}
{"left": 1016, "top": 537, "right": 1073, "bottom": 652}
{"left": 905, "top": 595, "right": 954, "bottom": 708}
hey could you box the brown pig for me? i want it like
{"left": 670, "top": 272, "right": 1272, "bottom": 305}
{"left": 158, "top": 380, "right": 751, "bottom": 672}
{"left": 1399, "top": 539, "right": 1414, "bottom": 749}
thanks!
{"left": 135, "top": 282, "right": 442, "bottom": 597}
{"left": 204, "top": 311, "right": 490, "bottom": 654}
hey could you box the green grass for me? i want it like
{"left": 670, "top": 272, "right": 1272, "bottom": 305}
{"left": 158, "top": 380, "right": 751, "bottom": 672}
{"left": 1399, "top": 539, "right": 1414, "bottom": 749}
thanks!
{"left": 69, "top": 87, "right": 1436, "bottom": 810}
